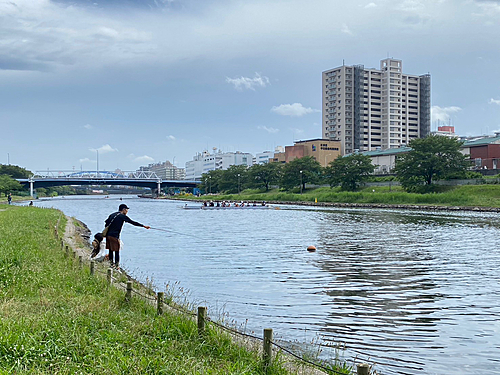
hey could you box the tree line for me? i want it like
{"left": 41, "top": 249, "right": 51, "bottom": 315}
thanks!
{"left": 199, "top": 136, "right": 470, "bottom": 194}
{"left": 0, "top": 165, "right": 30, "bottom": 197}
{"left": 0, "top": 165, "right": 79, "bottom": 197}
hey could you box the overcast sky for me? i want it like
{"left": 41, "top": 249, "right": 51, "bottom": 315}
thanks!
{"left": 1, "top": 0, "right": 500, "bottom": 172}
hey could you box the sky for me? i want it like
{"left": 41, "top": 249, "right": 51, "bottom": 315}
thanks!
{"left": 1, "top": 0, "right": 500, "bottom": 172}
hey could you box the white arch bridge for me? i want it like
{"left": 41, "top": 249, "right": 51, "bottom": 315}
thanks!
{"left": 17, "top": 170, "right": 198, "bottom": 197}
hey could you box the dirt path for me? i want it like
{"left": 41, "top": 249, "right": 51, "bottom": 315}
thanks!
{"left": 62, "top": 216, "right": 92, "bottom": 259}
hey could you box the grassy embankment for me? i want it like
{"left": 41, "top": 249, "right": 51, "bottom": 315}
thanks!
{"left": 0, "top": 194, "right": 27, "bottom": 204}
{"left": 181, "top": 185, "right": 500, "bottom": 208}
{"left": 0, "top": 206, "right": 350, "bottom": 375}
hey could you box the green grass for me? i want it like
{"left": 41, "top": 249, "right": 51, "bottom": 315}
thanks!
{"left": 0, "top": 206, "right": 350, "bottom": 375}
{"left": 181, "top": 184, "right": 500, "bottom": 208}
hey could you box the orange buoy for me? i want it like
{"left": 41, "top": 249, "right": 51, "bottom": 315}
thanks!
{"left": 307, "top": 245, "right": 316, "bottom": 252}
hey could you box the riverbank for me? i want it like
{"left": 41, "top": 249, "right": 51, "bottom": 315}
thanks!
{"left": 168, "top": 185, "right": 500, "bottom": 212}
{"left": 0, "top": 205, "right": 349, "bottom": 375}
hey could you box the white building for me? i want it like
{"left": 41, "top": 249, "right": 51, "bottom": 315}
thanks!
{"left": 138, "top": 161, "right": 186, "bottom": 180}
{"left": 322, "top": 58, "right": 431, "bottom": 155}
{"left": 255, "top": 149, "right": 280, "bottom": 164}
{"left": 185, "top": 149, "right": 253, "bottom": 180}
{"left": 431, "top": 125, "right": 459, "bottom": 139}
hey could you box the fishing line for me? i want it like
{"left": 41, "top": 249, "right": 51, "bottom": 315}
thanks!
{"left": 150, "top": 227, "right": 203, "bottom": 240}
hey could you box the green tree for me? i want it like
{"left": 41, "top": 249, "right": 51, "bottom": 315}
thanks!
{"left": 0, "top": 175, "right": 22, "bottom": 196}
{"left": 325, "top": 153, "right": 375, "bottom": 191}
{"left": 0, "top": 164, "right": 32, "bottom": 178}
{"left": 394, "top": 135, "right": 468, "bottom": 192}
{"left": 200, "top": 169, "right": 224, "bottom": 194}
{"left": 219, "top": 165, "right": 249, "bottom": 193}
{"left": 247, "top": 162, "right": 282, "bottom": 191}
{"left": 280, "top": 156, "right": 322, "bottom": 192}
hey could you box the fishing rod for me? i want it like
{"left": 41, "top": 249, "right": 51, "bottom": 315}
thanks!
{"left": 150, "top": 227, "right": 203, "bottom": 240}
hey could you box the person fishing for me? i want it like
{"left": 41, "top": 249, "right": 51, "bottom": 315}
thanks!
{"left": 104, "top": 204, "right": 150, "bottom": 269}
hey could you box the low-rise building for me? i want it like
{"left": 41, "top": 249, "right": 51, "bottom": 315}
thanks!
{"left": 462, "top": 135, "right": 500, "bottom": 170}
{"left": 185, "top": 149, "right": 253, "bottom": 180}
{"left": 138, "top": 161, "right": 186, "bottom": 180}
{"left": 431, "top": 125, "right": 459, "bottom": 139}
{"left": 255, "top": 150, "right": 276, "bottom": 164}
{"left": 348, "top": 147, "right": 411, "bottom": 174}
{"left": 282, "top": 139, "right": 341, "bottom": 167}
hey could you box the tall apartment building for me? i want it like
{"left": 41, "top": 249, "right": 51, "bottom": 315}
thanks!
{"left": 322, "top": 58, "right": 431, "bottom": 155}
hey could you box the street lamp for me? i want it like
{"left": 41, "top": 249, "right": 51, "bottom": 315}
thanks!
{"left": 238, "top": 173, "right": 241, "bottom": 194}
{"left": 300, "top": 170, "right": 303, "bottom": 194}
{"left": 96, "top": 149, "right": 99, "bottom": 177}
{"left": 209, "top": 175, "right": 212, "bottom": 194}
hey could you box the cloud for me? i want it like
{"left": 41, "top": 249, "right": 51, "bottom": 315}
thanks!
{"left": 365, "top": 2, "right": 377, "bottom": 8}
{"left": 257, "top": 125, "right": 279, "bottom": 134}
{"left": 0, "top": 0, "right": 153, "bottom": 72}
{"left": 399, "top": 0, "right": 425, "bottom": 12}
{"left": 431, "top": 105, "right": 461, "bottom": 123}
{"left": 226, "top": 73, "right": 270, "bottom": 91}
{"left": 133, "top": 155, "right": 154, "bottom": 163}
{"left": 341, "top": 23, "right": 353, "bottom": 34}
{"left": 84, "top": 124, "right": 93, "bottom": 130}
{"left": 79, "top": 157, "right": 94, "bottom": 163}
{"left": 271, "top": 103, "right": 320, "bottom": 117}
{"left": 90, "top": 144, "right": 118, "bottom": 154}
{"left": 167, "top": 135, "right": 176, "bottom": 140}
{"left": 489, "top": 98, "right": 500, "bottom": 105}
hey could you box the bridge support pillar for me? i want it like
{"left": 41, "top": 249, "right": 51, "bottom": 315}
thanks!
{"left": 157, "top": 181, "right": 161, "bottom": 197}
{"left": 30, "top": 180, "right": 34, "bottom": 198}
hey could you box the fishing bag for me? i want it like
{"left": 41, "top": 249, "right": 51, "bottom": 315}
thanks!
{"left": 102, "top": 213, "right": 119, "bottom": 237}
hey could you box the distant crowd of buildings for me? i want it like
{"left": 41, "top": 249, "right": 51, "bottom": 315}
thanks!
{"left": 135, "top": 57, "right": 499, "bottom": 181}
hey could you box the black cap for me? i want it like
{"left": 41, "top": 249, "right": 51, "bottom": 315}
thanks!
{"left": 119, "top": 204, "right": 129, "bottom": 211}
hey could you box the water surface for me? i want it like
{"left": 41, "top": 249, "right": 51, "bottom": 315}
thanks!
{"left": 32, "top": 196, "right": 500, "bottom": 374}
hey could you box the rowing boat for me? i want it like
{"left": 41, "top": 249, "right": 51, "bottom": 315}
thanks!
{"left": 181, "top": 204, "right": 273, "bottom": 210}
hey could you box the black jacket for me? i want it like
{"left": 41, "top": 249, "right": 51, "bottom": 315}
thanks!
{"left": 105, "top": 212, "right": 144, "bottom": 239}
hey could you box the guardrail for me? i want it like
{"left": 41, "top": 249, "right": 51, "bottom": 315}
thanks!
{"left": 32, "top": 170, "right": 161, "bottom": 180}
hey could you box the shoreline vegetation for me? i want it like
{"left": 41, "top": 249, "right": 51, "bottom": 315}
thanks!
{"left": 165, "top": 185, "right": 500, "bottom": 212}
{"left": 0, "top": 205, "right": 352, "bottom": 375}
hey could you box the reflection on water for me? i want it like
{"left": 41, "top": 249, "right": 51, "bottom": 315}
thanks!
{"left": 32, "top": 197, "right": 500, "bottom": 375}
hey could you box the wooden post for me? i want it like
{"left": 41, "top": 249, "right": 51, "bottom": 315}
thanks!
{"left": 126, "top": 281, "right": 133, "bottom": 302}
{"left": 65, "top": 245, "right": 69, "bottom": 258}
{"left": 263, "top": 328, "right": 273, "bottom": 370}
{"left": 61, "top": 240, "right": 64, "bottom": 249}
{"left": 90, "top": 261, "right": 95, "bottom": 275}
{"left": 197, "top": 306, "right": 207, "bottom": 336}
{"left": 157, "top": 292, "right": 164, "bottom": 315}
{"left": 357, "top": 363, "right": 370, "bottom": 375}
{"left": 107, "top": 268, "right": 112, "bottom": 284}
{"left": 78, "top": 255, "right": 83, "bottom": 269}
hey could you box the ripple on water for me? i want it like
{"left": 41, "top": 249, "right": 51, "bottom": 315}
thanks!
{"left": 35, "top": 198, "right": 500, "bottom": 375}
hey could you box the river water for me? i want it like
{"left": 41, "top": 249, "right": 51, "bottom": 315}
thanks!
{"left": 31, "top": 195, "right": 500, "bottom": 374}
